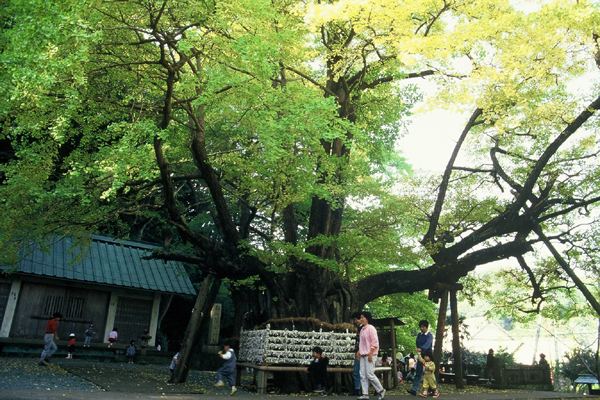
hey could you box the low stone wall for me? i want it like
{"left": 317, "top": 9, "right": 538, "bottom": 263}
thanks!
{"left": 437, "top": 360, "right": 552, "bottom": 390}
{"left": 0, "top": 337, "right": 175, "bottom": 365}
{"left": 499, "top": 364, "right": 553, "bottom": 390}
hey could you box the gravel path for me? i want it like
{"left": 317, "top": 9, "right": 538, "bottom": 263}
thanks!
{"left": 0, "top": 358, "right": 254, "bottom": 395}
{"left": 0, "top": 358, "right": 102, "bottom": 391}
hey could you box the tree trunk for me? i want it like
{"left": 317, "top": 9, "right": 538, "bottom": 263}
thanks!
{"left": 450, "top": 290, "right": 464, "bottom": 389}
{"left": 232, "top": 270, "right": 360, "bottom": 330}
{"left": 170, "top": 273, "right": 221, "bottom": 383}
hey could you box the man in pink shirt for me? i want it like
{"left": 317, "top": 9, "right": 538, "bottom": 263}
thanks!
{"left": 356, "top": 312, "right": 385, "bottom": 400}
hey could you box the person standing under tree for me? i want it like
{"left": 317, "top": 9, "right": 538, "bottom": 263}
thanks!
{"left": 417, "top": 350, "right": 439, "bottom": 398}
{"left": 169, "top": 351, "right": 179, "bottom": 382}
{"left": 351, "top": 311, "right": 364, "bottom": 396}
{"left": 407, "top": 320, "right": 433, "bottom": 396}
{"left": 538, "top": 353, "right": 551, "bottom": 383}
{"left": 486, "top": 349, "right": 495, "bottom": 383}
{"left": 357, "top": 312, "right": 386, "bottom": 400}
{"left": 39, "top": 312, "right": 62, "bottom": 366}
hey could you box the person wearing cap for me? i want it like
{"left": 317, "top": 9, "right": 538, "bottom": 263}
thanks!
{"left": 39, "top": 312, "right": 62, "bottom": 366}
{"left": 66, "top": 333, "right": 76, "bottom": 359}
{"left": 83, "top": 325, "right": 94, "bottom": 347}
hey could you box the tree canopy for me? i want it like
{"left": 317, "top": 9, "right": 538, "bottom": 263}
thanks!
{"left": 2, "top": 0, "right": 600, "bottom": 332}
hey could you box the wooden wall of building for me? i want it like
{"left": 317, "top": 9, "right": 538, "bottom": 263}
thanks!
{"left": 112, "top": 296, "right": 154, "bottom": 346}
{"left": 0, "top": 283, "right": 11, "bottom": 325}
{"left": 9, "top": 281, "right": 109, "bottom": 341}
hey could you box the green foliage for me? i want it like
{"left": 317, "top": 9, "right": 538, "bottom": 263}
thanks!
{"left": 446, "top": 346, "right": 516, "bottom": 367}
{"left": 3, "top": 0, "right": 600, "bottom": 331}
{"left": 367, "top": 292, "right": 438, "bottom": 355}
{"left": 494, "top": 346, "right": 518, "bottom": 367}
{"left": 484, "top": 262, "right": 597, "bottom": 324}
{"left": 560, "top": 347, "right": 599, "bottom": 384}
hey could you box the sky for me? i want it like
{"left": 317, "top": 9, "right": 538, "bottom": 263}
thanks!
{"left": 398, "top": 109, "right": 467, "bottom": 173}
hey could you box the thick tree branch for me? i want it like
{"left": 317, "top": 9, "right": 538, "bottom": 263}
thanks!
{"left": 512, "top": 95, "right": 600, "bottom": 214}
{"left": 422, "top": 108, "right": 483, "bottom": 247}
{"left": 516, "top": 255, "right": 542, "bottom": 301}
{"left": 534, "top": 225, "right": 600, "bottom": 316}
{"left": 284, "top": 66, "right": 338, "bottom": 98}
{"left": 355, "top": 239, "right": 532, "bottom": 305}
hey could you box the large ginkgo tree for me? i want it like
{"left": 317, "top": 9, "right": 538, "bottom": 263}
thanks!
{"left": 2, "top": 0, "right": 600, "bottom": 381}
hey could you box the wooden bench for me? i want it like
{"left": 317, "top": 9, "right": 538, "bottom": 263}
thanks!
{"left": 439, "top": 372, "right": 455, "bottom": 383}
{"left": 438, "top": 372, "right": 480, "bottom": 385}
{"left": 375, "top": 366, "right": 393, "bottom": 389}
{"left": 236, "top": 362, "right": 392, "bottom": 394}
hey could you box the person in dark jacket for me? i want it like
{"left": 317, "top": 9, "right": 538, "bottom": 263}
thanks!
{"left": 351, "top": 311, "right": 364, "bottom": 395}
{"left": 308, "top": 346, "right": 329, "bottom": 395}
{"left": 408, "top": 320, "right": 434, "bottom": 396}
{"left": 486, "top": 349, "right": 495, "bottom": 383}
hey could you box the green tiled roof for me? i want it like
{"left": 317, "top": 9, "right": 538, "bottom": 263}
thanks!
{"left": 6, "top": 235, "right": 196, "bottom": 296}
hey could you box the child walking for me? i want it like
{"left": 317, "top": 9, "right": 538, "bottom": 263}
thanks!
{"left": 83, "top": 325, "right": 94, "bottom": 347}
{"left": 125, "top": 340, "right": 137, "bottom": 363}
{"left": 108, "top": 327, "right": 118, "bottom": 348}
{"left": 307, "top": 346, "right": 329, "bottom": 395}
{"left": 417, "top": 351, "right": 439, "bottom": 398}
{"left": 66, "top": 333, "right": 76, "bottom": 359}
{"left": 214, "top": 340, "right": 237, "bottom": 395}
{"left": 169, "top": 352, "right": 179, "bottom": 382}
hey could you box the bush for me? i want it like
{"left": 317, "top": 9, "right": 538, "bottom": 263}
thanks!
{"left": 442, "top": 347, "right": 516, "bottom": 368}
{"left": 560, "top": 347, "right": 599, "bottom": 385}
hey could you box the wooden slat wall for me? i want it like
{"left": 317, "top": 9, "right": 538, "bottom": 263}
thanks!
{"left": 9, "top": 282, "right": 109, "bottom": 340}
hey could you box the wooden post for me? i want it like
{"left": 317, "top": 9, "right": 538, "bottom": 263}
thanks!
{"left": 171, "top": 273, "right": 221, "bottom": 383}
{"left": 257, "top": 369, "right": 267, "bottom": 394}
{"left": 390, "top": 318, "right": 398, "bottom": 388}
{"left": 434, "top": 290, "right": 448, "bottom": 381}
{"left": 450, "top": 290, "right": 464, "bottom": 389}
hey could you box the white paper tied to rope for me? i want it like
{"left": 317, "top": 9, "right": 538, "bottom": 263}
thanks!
{"left": 239, "top": 327, "right": 355, "bottom": 366}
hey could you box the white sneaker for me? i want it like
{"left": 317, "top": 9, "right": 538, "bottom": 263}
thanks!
{"left": 357, "top": 396, "right": 370, "bottom": 400}
{"left": 229, "top": 387, "right": 237, "bottom": 396}
{"left": 214, "top": 381, "right": 225, "bottom": 387}
{"left": 378, "top": 389, "right": 386, "bottom": 400}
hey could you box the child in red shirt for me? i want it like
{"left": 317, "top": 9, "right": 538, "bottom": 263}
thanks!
{"left": 66, "top": 333, "right": 76, "bottom": 359}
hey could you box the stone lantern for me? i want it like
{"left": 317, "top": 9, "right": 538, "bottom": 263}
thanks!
{"left": 138, "top": 329, "right": 152, "bottom": 364}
